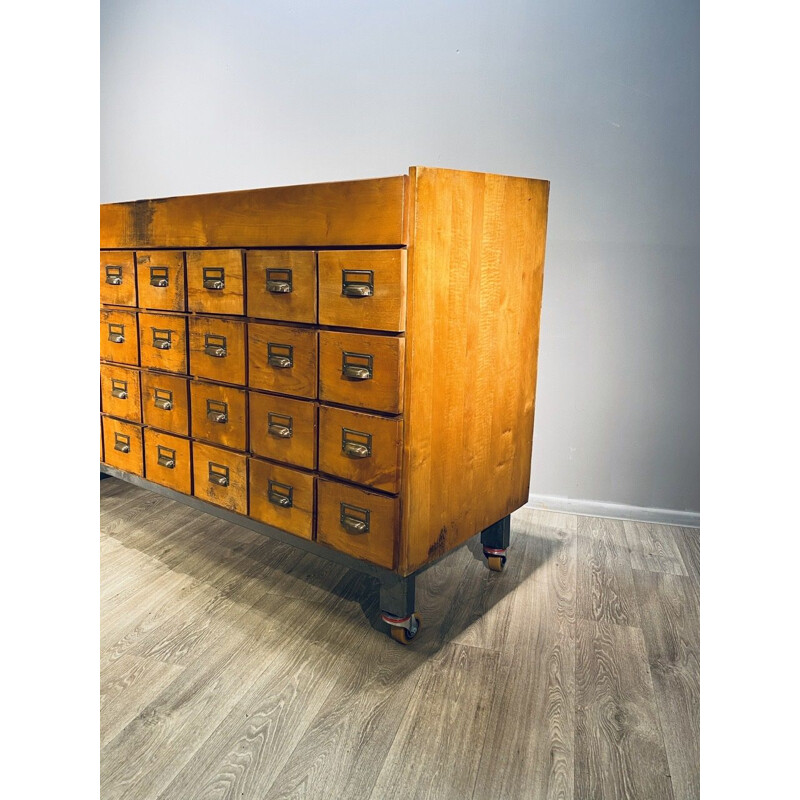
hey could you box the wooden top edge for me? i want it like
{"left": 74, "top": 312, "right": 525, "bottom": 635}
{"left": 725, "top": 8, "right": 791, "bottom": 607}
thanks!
{"left": 410, "top": 165, "right": 550, "bottom": 187}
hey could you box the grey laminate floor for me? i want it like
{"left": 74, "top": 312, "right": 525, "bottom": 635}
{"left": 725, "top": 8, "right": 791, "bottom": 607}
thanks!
{"left": 100, "top": 478, "right": 699, "bottom": 800}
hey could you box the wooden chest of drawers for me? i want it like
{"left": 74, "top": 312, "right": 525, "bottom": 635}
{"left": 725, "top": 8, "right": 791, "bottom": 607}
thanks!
{"left": 100, "top": 166, "right": 549, "bottom": 644}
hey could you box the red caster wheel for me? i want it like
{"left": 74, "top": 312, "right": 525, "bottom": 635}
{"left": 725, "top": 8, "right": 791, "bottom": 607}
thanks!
{"left": 382, "top": 612, "right": 422, "bottom": 645}
{"left": 483, "top": 546, "right": 507, "bottom": 572}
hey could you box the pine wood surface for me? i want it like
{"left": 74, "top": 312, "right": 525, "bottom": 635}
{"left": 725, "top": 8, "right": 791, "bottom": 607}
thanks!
{"left": 101, "top": 482, "right": 699, "bottom": 800}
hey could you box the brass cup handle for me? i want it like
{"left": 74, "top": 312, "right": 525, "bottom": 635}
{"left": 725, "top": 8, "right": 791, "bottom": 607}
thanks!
{"left": 109, "top": 333, "right": 125, "bottom": 344}
{"left": 153, "top": 339, "right": 171, "bottom": 350}
{"left": 150, "top": 277, "right": 168, "bottom": 287}
{"left": 342, "top": 365, "right": 371, "bottom": 380}
{"left": 268, "top": 423, "right": 292, "bottom": 438}
{"left": 111, "top": 387, "right": 128, "bottom": 400}
{"left": 105, "top": 275, "right": 122, "bottom": 286}
{"left": 267, "top": 280, "right": 291, "bottom": 294}
{"left": 342, "top": 284, "right": 373, "bottom": 297}
{"left": 268, "top": 491, "right": 292, "bottom": 508}
{"left": 157, "top": 455, "right": 175, "bottom": 468}
{"left": 205, "top": 344, "right": 227, "bottom": 358}
{"left": 207, "top": 410, "right": 227, "bottom": 424}
{"left": 268, "top": 355, "right": 292, "bottom": 369}
{"left": 342, "top": 517, "right": 368, "bottom": 534}
{"left": 343, "top": 442, "right": 370, "bottom": 459}
{"left": 203, "top": 278, "right": 225, "bottom": 290}
{"left": 154, "top": 397, "right": 172, "bottom": 410}
{"left": 209, "top": 473, "right": 229, "bottom": 486}
{"left": 114, "top": 442, "right": 130, "bottom": 453}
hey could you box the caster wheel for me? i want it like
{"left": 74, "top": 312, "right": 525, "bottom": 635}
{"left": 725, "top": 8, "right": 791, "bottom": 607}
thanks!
{"left": 388, "top": 614, "right": 422, "bottom": 645}
{"left": 487, "top": 555, "right": 506, "bottom": 572}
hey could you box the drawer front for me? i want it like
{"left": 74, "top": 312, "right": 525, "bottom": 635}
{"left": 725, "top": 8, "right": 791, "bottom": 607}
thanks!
{"left": 102, "top": 417, "right": 143, "bottom": 476}
{"left": 100, "top": 251, "right": 136, "bottom": 307}
{"left": 248, "top": 323, "right": 317, "bottom": 399}
{"left": 187, "top": 250, "right": 245, "bottom": 315}
{"left": 249, "top": 459, "right": 314, "bottom": 540}
{"left": 136, "top": 251, "right": 186, "bottom": 311}
{"left": 100, "top": 364, "right": 141, "bottom": 423}
{"left": 318, "top": 330, "right": 404, "bottom": 414}
{"left": 318, "top": 250, "right": 406, "bottom": 332}
{"left": 318, "top": 406, "right": 402, "bottom": 494}
{"left": 316, "top": 479, "right": 398, "bottom": 568}
{"left": 192, "top": 441, "right": 248, "bottom": 514}
{"left": 188, "top": 316, "right": 247, "bottom": 385}
{"left": 138, "top": 313, "right": 188, "bottom": 374}
{"left": 100, "top": 309, "right": 139, "bottom": 365}
{"left": 190, "top": 381, "right": 248, "bottom": 451}
{"left": 249, "top": 393, "right": 316, "bottom": 470}
{"left": 144, "top": 429, "right": 192, "bottom": 495}
{"left": 246, "top": 251, "right": 316, "bottom": 324}
{"left": 140, "top": 371, "right": 190, "bottom": 436}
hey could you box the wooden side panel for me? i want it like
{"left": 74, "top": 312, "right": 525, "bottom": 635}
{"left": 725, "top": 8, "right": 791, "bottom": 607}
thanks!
{"left": 100, "top": 176, "right": 408, "bottom": 248}
{"left": 401, "top": 167, "right": 549, "bottom": 573}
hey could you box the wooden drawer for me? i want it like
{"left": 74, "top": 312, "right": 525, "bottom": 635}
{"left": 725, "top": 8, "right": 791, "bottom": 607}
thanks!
{"left": 100, "top": 364, "right": 141, "bottom": 423}
{"left": 318, "top": 406, "right": 402, "bottom": 494}
{"left": 187, "top": 250, "right": 245, "bottom": 315}
{"left": 249, "top": 459, "right": 314, "bottom": 540}
{"left": 246, "top": 251, "right": 316, "bottom": 323}
{"left": 316, "top": 479, "right": 398, "bottom": 568}
{"left": 102, "top": 417, "right": 143, "bottom": 476}
{"left": 100, "top": 251, "right": 136, "bottom": 307}
{"left": 100, "top": 309, "right": 139, "bottom": 365}
{"left": 192, "top": 441, "right": 248, "bottom": 514}
{"left": 318, "top": 330, "right": 404, "bottom": 414}
{"left": 190, "top": 381, "right": 247, "bottom": 451}
{"left": 140, "top": 371, "right": 189, "bottom": 436}
{"left": 188, "top": 316, "right": 246, "bottom": 385}
{"left": 318, "top": 250, "right": 406, "bottom": 332}
{"left": 249, "top": 392, "right": 316, "bottom": 470}
{"left": 138, "top": 312, "right": 188, "bottom": 374}
{"left": 144, "top": 429, "right": 192, "bottom": 495}
{"left": 248, "top": 322, "right": 317, "bottom": 399}
{"left": 136, "top": 251, "right": 186, "bottom": 311}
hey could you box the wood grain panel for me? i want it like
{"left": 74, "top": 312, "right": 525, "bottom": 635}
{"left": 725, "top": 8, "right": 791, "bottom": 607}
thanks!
{"left": 249, "top": 458, "right": 315, "bottom": 540}
{"left": 135, "top": 250, "right": 186, "bottom": 312}
{"left": 400, "top": 167, "right": 549, "bottom": 573}
{"left": 316, "top": 478, "right": 398, "bottom": 569}
{"left": 190, "top": 381, "right": 248, "bottom": 451}
{"left": 138, "top": 312, "right": 188, "bottom": 374}
{"left": 624, "top": 521, "right": 689, "bottom": 576}
{"left": 246, "top": 250, "right": 317, "bottom": 323}
{"left": 186, "top": 249, "right": 245, "bottom": 315}
{"left": 100, "top": 308, "right": 139, "bottom": 366}
{"left": 318, "top": 249, "right": 406, "bottom": 331}
{"left": 188, "top": 316, "right": 246, "bottom": 385}
{"left": 318, "top": 330, "right": 404, "bottom": 414}
{"left": 100, "top": 364, "right": 141, "bottom": 423}
{"left": 100, "top": 250, "right": 136, "bottom": 307}
{"left": 633, "top": 569, "right": 700, "bottom": 800}
{"left": 191, "top": 441, "right": 248, "bottom": 514}
{"left": 100, "top": 175, "right": 407, "bottom": 248}
{"left": 248, "top": 392, "right": 316, "bottom": 470}
{"left": 140, "top": 371, "right": 189, "bottom": 436}
{"left": 144, "top": 428, "right": 192, "bottom": 495}
{"left": 248, "top": 322, "right": 317, "bottom": 399}
{"left": 575, "top": 618, "right": 675, "bottom": 800}
{"left": 318, "top": 405, "right": 403, "bottom": 493}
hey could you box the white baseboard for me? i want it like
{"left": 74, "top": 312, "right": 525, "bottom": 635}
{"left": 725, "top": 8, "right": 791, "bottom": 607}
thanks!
{"left": 527, "top": 493, "right": 700, "bottom": 529}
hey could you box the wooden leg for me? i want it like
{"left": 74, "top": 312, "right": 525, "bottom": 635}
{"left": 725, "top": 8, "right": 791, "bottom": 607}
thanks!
{"left": 380, "top": 574, "right": 421, "bottom": 644}
{"left": 481, "top": 514, "right": 511, "bottom": 571}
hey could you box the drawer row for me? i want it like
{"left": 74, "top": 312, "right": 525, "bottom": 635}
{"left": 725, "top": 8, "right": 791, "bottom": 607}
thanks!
{"left": 101, "top": 309, "right": 404, "bottom": 414}
{"left": 101, "top": 417, "right": 397, "bottom": 569}
{"left": 101, "top": 249, "right": 406, "bottom": 332}
{"left": 101, "top": 365, "right": 402, "bottom": 494}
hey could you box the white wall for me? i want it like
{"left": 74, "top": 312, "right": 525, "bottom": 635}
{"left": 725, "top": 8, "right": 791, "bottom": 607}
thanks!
{"left": 101, "top": 0, "right": 699, "bottom": 514}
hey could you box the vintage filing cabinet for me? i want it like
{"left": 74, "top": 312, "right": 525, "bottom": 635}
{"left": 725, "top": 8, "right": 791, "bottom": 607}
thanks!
{"left": 100, "top": 166, "right": 549, "bottom": 644}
